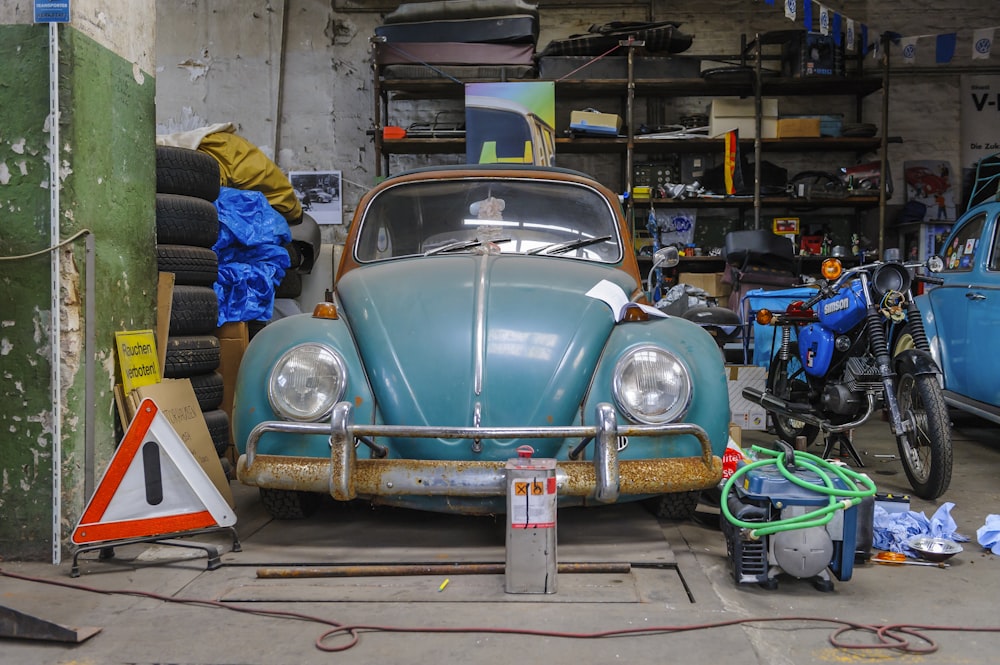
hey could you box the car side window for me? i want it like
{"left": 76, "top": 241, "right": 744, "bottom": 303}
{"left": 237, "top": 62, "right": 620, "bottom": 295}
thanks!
{"left": 942, "top": 213, "right": 985, "bottom": 272}
{"left": 988, "top": 215, "right": 1000, "bottom": 272}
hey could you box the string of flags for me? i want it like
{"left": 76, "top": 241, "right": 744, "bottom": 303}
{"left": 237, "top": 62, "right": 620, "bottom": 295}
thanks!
{"left": 763, "top": 0, "right": 996, "bottom": 64}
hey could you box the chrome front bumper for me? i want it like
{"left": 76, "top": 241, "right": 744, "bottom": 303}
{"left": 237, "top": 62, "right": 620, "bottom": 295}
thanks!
{"left": 237, "top": 402, "right": 722, "bottom": 503}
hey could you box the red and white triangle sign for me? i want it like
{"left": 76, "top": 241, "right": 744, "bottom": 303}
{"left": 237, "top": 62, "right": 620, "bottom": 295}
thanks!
{"left": 72, "top": 398, "right": 237, "bottom": 545}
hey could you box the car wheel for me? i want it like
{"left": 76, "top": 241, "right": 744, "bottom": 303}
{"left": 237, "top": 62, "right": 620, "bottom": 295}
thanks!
{"left": 644, "top": 490, "right": 700, "bottom": 521}
{"left": 164, "top": 334, "right": 221, "bottom": 378}
{"left": 259, "top": 488, "right": 320, "bottom": 520}
{"left": 156, "top": 193, "right": 219, "bottom": 248}
{"left": 156, "top": 146, "right": 221, "bottom": 202}
{"left": 157, "top": 245, "right": 219, "bottom": 286}
{"left": 169, "top": 285, "right": 219, "bottom": 336}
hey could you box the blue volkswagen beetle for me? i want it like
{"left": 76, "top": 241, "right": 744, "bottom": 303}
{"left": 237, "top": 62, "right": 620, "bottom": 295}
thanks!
{"left": 234, "top": 165, "right": 728, "bottom": 519}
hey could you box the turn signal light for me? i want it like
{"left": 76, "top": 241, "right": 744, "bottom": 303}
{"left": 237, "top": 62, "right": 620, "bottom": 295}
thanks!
{"left": 620, "top": 303, "right": 650, "bottom": 322}
{"left": 755, "top": 309, "right": 774, "bottom": 325}
{"left": 312, "top": 302, "right": 339, "bottom": 320}
{"left": 821, "top": 258, "right": 843, "bottom": 280}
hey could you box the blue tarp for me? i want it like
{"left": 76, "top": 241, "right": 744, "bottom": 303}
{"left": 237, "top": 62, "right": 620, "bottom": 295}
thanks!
{"left": 213, "top": 187, "right": 291, "bottom": 325}
{"left": 744, "top": 287, "right": 818, "bottom": 368}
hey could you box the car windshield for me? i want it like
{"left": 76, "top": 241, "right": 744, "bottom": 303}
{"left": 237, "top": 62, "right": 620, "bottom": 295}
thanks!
{"left": 354, "top": 177, "right": 623, "bottom": 263}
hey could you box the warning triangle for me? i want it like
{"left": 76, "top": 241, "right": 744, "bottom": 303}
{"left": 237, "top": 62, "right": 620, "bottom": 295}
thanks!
{"left": 72, "top": 398, "right": 237, "bottom": 545}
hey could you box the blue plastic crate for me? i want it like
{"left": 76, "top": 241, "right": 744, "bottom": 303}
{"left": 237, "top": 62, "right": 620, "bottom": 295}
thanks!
{"left": 743, "top": 286, "right": 819, "bottom": 368}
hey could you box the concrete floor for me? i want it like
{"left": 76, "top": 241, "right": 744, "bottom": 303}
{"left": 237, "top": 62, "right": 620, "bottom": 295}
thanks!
{"left": 2, "top": 412, "right": 999, "bottom": 664}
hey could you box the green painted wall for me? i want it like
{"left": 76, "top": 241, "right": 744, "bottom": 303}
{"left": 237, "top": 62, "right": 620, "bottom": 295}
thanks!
{"left": 0, "top": 24, "right": 156, "bottom": 560}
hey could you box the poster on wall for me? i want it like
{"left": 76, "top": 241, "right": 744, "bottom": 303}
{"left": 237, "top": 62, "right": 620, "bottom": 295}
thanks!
{"left": 960, "top": 75, "right": 1000, "bottom": 208}
{"left": 904, "top": 159, "right": 957, "bottom": 221}
{"left": 465, "top": 82, "right": 555, "bottom": 166}
{"left": 288, "top": 171, "right": 342, "bottom": 225}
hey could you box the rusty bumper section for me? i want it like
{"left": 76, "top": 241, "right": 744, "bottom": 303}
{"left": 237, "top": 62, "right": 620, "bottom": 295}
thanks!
{"left": 237, "top": 402, "right": 722, "bottom": 503}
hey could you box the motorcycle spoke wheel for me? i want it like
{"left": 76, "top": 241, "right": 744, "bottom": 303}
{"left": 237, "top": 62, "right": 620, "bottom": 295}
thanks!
{"left": 896, "top": 373, "right": 952, "bottom": 500}
{"left": 767, "top": 355, "right": 820, "bottom": 447}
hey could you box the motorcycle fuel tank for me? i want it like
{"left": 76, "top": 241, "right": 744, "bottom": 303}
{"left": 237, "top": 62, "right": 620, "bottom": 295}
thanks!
{"left": 798, "top": 323, "right": 835, "bottom": 377}
{"left": 816, "top": 280, "right": 868, "bottom": 334}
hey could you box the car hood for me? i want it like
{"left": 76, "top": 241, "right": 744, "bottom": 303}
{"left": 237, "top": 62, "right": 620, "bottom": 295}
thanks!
{"left": 337, "top": 255, "right": 636, "bottom": 452}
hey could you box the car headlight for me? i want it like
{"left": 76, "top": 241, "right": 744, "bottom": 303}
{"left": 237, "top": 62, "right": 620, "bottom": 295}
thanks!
{"left": 268, "top": 343, "right": 347, "bottom": 421}
{"left": 612, "top": 345, "right": 692, "bottom": 424}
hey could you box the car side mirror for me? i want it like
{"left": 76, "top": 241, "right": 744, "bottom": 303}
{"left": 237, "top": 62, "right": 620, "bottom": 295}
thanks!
{"left": 652, "top": 246, "right": 679, "bottom": 270}
{"left": 927, "top": 255, "right": 944, "bottom": 272}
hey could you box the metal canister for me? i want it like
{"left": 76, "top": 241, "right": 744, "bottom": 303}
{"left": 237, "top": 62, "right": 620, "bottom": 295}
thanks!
{"left": 504, "top": 445, "right": 558, "bottom": 594}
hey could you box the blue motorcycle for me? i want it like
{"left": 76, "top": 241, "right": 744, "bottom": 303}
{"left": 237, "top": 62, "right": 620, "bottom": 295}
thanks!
{"left": 742, "top": 254, "right": 952, "bottom": 500}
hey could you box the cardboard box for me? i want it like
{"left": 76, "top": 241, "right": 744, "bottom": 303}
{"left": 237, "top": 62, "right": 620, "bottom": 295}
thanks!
{"left": 777, "top": 117, "right": 821, "bottom": 138}
{"left": 128, "top": 379, "right": 235, "bottom": 508}
{"left": 709, "top": 97, "right": 778, "bottom": 139}
{"left": 726, "top": 365, "right": 768, "bottom": 431}
{"left": 570, "top": 110, "right": 622, "bottom": 136}
{"left": 216, "top": 322, "right": 250, "bottom": 460}
{"left": 679, "top": 272, "right": 731, "bottom": 298}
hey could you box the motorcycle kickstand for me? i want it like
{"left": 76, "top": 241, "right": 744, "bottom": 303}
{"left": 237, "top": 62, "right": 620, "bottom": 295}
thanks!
{"left": 821, "top": 431, "right": 865, "bottom": 467}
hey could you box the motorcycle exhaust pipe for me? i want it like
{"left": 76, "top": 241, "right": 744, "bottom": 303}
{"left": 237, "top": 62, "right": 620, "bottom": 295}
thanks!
{"left": 741, "top": 387, "right": 876, "bottom": 434}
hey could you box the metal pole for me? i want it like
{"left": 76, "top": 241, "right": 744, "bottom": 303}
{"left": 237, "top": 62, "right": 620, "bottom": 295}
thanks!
{"left": 49, "top": 20, "right": 62, "bottom": 566}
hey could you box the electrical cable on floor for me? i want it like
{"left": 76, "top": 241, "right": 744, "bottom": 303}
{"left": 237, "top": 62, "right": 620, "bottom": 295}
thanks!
{"left": 4, "top": 567, "right": 1000, "bottom": 655}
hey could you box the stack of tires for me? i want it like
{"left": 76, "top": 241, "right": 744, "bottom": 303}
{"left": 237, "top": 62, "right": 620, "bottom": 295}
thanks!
{"left": 155, "top": 146, "right": 231, "bottom": 469}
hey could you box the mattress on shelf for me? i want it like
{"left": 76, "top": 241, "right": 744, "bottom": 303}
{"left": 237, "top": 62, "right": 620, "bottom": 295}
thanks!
{"left": 374, "top": 42, "right": 536, "bottom": 66}
{"left": 375, "top": 14, "right": 538, "bottom": 45}
{"left": 383, "top": 0, "right": 539, "bottom": 24}
{"left": 381, "top": 63, "right": 537, "bottom": 80}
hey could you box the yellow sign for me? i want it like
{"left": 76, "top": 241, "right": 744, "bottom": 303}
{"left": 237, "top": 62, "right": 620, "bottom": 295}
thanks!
{"left": 115, "top": 330, "right": 161, "bottom": 393}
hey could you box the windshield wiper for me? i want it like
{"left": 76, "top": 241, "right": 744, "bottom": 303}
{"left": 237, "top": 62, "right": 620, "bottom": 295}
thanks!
{"left": 527, "top": 235, "right": 613, "bottom": 256}
{"left": 424, "top": 237, "right": 511, "bottom": 256}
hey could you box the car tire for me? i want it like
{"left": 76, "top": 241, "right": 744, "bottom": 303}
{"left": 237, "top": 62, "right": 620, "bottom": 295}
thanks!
{"left": 259, "top": 488, "right": 320, "bottom": 520}
{"left": 274, "top": 269, "right": 302, "bottom": 299}
{"left": 157, "top": 245, "right": 219, "bottom": 286}
{"left": 156, "top": 193, "right": 219, "bottom": 248}
{"left": 189, "top": 370, "right": 224, "bottom": 411}
{"left": 644, "top": 490, "right": 700, "bottom": 521}
{"left": 164, "top": 334, "right": 221, "bottom": 378}
{"left": 155, "top": 146, "right": 221, "bottom": 202}
{"left": 202, "top": 408, "right": 231, "bottom": 457}
{"left": 169, "top": 285, "right": 219, "bottom": 336}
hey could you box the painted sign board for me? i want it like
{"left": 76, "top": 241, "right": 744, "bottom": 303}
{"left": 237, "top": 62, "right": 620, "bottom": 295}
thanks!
{"left": 34, "top": 0, "right": 70, "bottom": 23}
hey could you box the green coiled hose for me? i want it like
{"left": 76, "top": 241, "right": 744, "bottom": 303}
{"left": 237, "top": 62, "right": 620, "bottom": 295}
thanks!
{"left": 721, "top": 444, "right": 878, "bottom": 539}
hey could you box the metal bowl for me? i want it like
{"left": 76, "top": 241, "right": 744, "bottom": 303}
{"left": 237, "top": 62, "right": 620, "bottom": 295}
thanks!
{"left": 907, "top": 535, "right": 963, "bottom": 562}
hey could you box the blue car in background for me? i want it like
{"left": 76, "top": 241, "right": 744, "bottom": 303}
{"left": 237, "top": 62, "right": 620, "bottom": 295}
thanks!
{"left": 913, "top": 198, "right": 1000, "bottom": 424}
{"left": 233, "top": 165, "right": 729, "bottom": 520}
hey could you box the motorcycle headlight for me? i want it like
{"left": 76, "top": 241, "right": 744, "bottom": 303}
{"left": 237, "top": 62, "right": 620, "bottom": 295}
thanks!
{"left": 872, "top": 262, "right": 911, "bottom": 298}
{"left": 612, "top": 345, "right": 692, "bottom": 424}
{"left": 268, "top": 343, "right": 347, "bottom": 421}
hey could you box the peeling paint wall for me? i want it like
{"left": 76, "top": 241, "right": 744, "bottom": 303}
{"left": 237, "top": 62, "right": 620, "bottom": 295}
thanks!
{"left": 0, "top": 2, "right": 156, "bottom": 560}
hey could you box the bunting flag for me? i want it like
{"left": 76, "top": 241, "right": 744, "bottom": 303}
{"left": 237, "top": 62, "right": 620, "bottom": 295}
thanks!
{"left": 936, "top": 33, "right": 957, "bottom": 64}
{"left": 819, "top": 5, "right": 830, "bottom": 36}
{"left": 846, "top": 18, "right": 855, "bottom": 52}
{"left": 901, "top": 36, "right": 919, "bottom": 64}
{"left": 972, "top": 28, "right": 994, "bottom": 60}
{"left": 803, "top": 1, "right": 812, "bottom": 32}
{"left": 833, "top": 13, "right": 843, "bottom": 46}
{"left": 723, "top": 130, "right": 740, "bottom": 196}
{"left": 784, "top": 0, "right": 796, "bottom": 22}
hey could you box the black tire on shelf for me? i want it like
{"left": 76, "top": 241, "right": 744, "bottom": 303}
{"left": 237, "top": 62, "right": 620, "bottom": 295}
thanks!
{"left": 164, "top": 334, "right": 221, "bottom": 378}
{"left": 155, "top": 145, "right": 221, "bottom": 202}
{"left": 157, "top": 245, "right": 219, "bottom": 286}
{"left": 169, "top": 285, "right": 219, "bottom": 336}
{"left": 188, "top": 370, "right": 224, "bottom": 411}
{"left": 201, "top": 408, "right": 231, "bottom": 457}
{"left": 156, "top": 193, "right": 219, "bottom": 248}
{"left": 284, "top": 242, "right": 303, "bottom": 271}
{"left": 274, "top": 269, "right": 302, "bottom": 299}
